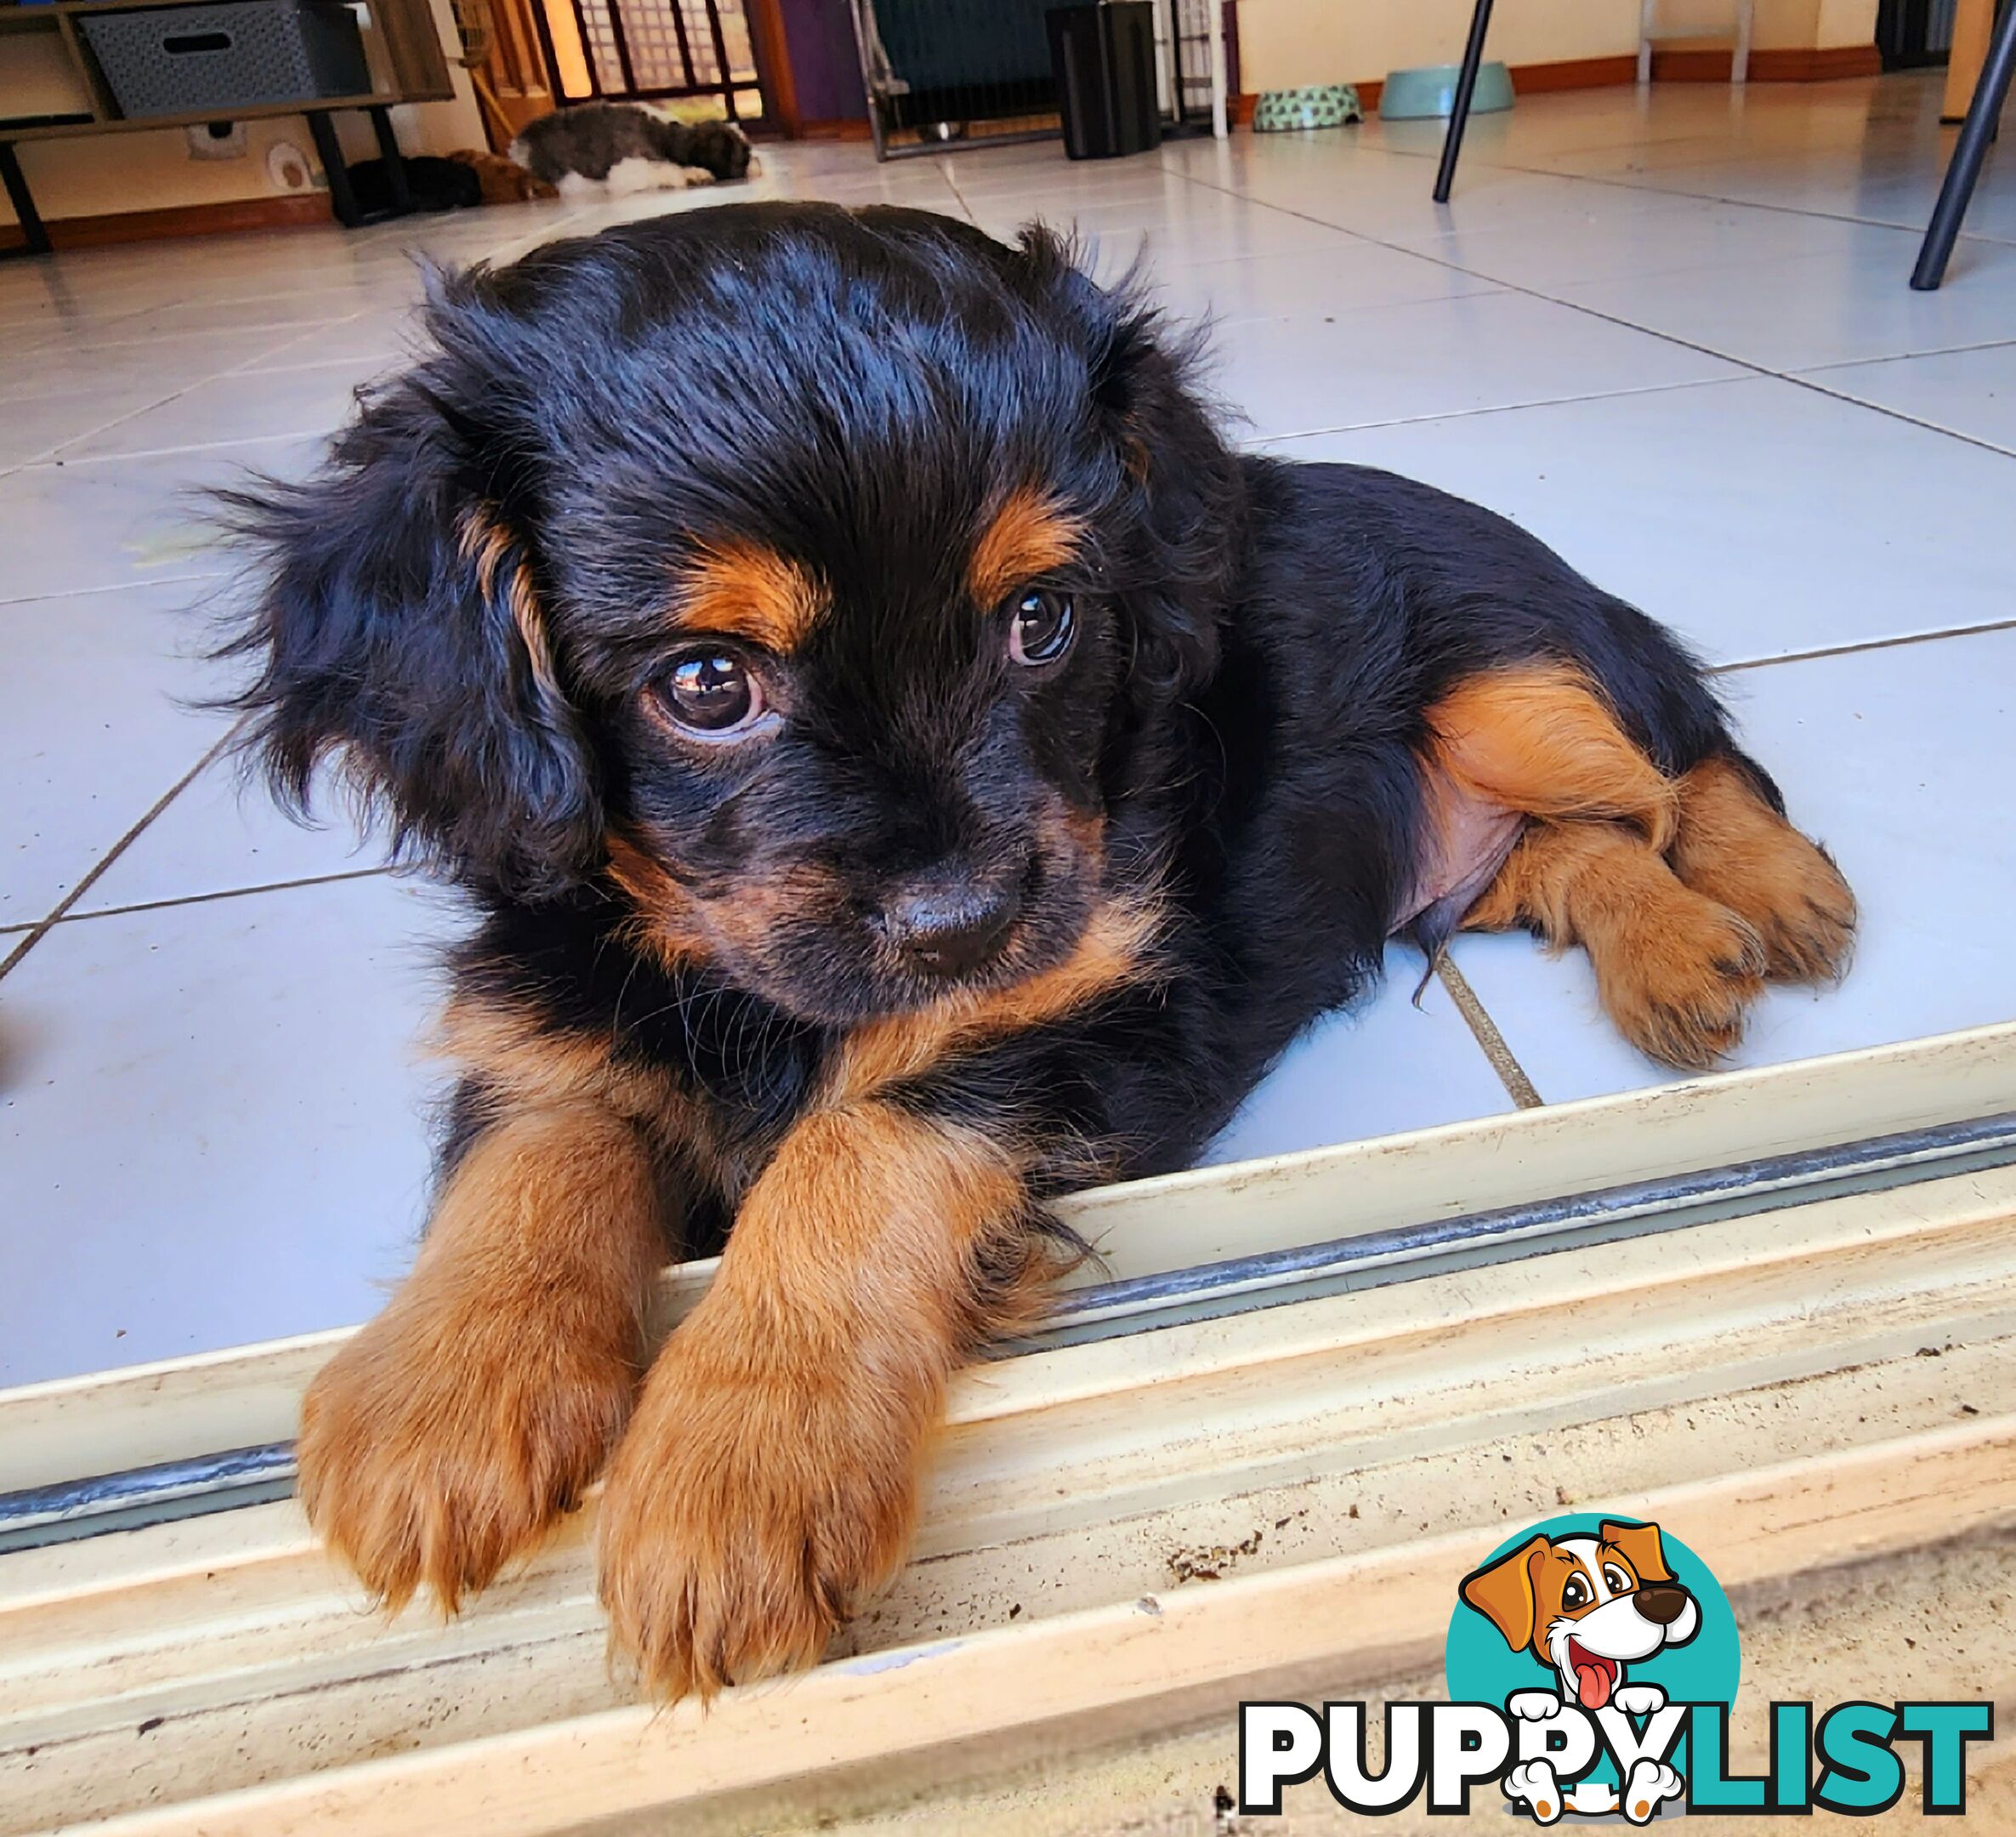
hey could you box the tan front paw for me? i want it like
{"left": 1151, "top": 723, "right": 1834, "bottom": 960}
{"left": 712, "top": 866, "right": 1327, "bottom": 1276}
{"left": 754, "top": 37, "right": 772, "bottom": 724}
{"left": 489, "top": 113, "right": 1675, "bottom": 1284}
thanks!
{"left": 1743, "top": 840, "right": 1857, "bottom": 987}
{"left": 298, "top": 1300, "right": 638, "bottom": 1612}
{"left": 597, "top": 1335, "right": 918, "bottom": 1702}
{"left": 1603, "top": 893, "right": 1768, "bottom": 1070}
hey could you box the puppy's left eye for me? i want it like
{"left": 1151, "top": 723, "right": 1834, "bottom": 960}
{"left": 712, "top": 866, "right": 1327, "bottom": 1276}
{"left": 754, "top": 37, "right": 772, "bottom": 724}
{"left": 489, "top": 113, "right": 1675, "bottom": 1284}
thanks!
{"left": 1008, "top": 589, "right": 1076, "bottom": 666}
{"left": 1604, "top": 1565, "right": 1633, "bottom": 1595}
{"left": 655, "top": 650, "right": 765, "bottom": 737}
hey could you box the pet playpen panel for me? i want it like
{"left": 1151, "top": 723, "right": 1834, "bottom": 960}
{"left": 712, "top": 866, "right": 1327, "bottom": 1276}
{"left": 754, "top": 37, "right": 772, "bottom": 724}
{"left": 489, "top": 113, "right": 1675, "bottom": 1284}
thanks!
{"left": 852, "top": 0, "right": 1226, "bottom": 157}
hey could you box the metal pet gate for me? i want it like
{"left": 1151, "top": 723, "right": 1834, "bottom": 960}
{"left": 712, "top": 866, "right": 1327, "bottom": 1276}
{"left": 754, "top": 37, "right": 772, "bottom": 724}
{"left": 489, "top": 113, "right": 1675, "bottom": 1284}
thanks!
{"left": 850, "top": 0, "right": 1228, "bottom": 158}
{"left": 534, "top": 0, "right": 764, "bottom": 117}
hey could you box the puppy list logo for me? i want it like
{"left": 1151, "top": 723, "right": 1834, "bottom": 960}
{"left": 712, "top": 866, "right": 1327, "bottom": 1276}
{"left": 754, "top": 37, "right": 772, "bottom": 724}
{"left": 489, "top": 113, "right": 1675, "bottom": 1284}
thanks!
{"left": 1238, "top": 1514, "right": 1992, "bottom": 1821}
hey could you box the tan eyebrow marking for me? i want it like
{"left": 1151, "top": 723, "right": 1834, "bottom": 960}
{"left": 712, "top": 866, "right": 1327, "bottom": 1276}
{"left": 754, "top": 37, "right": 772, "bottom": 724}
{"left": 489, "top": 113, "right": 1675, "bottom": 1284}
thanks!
{"left": 673, "top": 543, "right": 826, "bottom": 653}
{"left": 966, "top": 486, "right": 1086, "bottom": 608}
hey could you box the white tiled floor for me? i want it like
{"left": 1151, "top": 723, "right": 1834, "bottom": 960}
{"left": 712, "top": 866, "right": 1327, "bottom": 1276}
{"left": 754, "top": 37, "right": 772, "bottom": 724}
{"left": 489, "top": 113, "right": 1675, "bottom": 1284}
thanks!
{"left": 4, "top": 71, "right": 2013, "bottom": 1385}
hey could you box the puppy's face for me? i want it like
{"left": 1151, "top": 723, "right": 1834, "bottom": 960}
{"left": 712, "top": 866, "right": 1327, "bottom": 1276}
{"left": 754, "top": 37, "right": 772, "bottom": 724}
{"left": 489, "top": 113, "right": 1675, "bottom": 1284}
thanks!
{"left": 1459, "top": 1520, "right": 1699, "bottom": 1710}
{"left": 225, "top": 205, "right": 1235, "bottom": 1026}
{"left": 582, "top": 490, "right": 1119, "bottom": 1024}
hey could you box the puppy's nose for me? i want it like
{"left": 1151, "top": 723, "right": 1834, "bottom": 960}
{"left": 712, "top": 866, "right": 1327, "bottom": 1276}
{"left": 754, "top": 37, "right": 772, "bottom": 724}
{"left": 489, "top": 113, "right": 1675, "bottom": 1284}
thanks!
{"left": 883, "top": 877, "right": 1018, "bottom": 977}
{"left": 1636, "top": 1584, "right": 1689, "bottom": 1625}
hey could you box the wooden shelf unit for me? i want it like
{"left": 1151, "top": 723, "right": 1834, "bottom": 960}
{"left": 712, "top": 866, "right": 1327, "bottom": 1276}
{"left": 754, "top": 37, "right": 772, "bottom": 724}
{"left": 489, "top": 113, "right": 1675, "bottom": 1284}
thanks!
{"left": 0, "top": 0, "right": 455, "bottom": 252}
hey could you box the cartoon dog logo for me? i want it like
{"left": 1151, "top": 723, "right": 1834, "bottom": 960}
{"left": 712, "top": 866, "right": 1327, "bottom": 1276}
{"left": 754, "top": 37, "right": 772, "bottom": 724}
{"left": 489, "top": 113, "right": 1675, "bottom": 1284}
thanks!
{"left": 1461, "top": 1519, "right": 1699, "bottom": 1822}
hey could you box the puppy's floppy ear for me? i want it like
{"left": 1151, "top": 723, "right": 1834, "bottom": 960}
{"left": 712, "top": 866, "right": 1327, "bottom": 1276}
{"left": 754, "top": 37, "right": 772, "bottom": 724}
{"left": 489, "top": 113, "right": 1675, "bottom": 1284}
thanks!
{"left": 215, "top": 378, "right": 600, "bottom": 896}
{"left": 1599, "top": 1520, "right": 1675, "bottom": 1587}
{"left": 1016, "top": 227, "right": 1241, "bottom": 700}
{"left": 1460, "top": 1534, "right": 1551, "bottom": 1653}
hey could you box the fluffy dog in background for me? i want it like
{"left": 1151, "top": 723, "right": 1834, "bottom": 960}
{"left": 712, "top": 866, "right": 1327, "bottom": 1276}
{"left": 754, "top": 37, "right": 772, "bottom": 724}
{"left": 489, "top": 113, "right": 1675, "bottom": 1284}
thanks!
{"left": 509, "top": 100, "right": 753, "bottom": 199}
{"left": 221, "top": 203, "right": 1854, "bottom": 1701}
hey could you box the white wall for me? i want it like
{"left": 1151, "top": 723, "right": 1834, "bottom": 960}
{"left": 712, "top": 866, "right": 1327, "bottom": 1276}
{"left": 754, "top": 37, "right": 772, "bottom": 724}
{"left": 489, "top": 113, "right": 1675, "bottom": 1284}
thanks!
{"left": 1236, "top": 0, "right": 1878, "bottom": 92}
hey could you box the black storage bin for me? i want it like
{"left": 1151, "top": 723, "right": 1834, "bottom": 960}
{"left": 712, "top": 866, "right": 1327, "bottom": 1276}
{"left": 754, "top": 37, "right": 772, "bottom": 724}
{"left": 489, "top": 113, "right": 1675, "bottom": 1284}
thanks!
{"left": 79, "top": 0, "right": 371, "bottom": 119}
{"left": 1046, "top": 2, "right": 1159, "bottom": 160}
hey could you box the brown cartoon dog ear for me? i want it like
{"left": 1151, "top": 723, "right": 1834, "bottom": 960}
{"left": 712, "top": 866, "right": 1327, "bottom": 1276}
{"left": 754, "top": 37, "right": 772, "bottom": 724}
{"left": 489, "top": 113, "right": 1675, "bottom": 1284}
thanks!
{"left": 1460, "top": 1534, "right": 1552, "bottom": 1652}
{"left": 1599, "top": 1520, "right": 1674, "bottom": 1585}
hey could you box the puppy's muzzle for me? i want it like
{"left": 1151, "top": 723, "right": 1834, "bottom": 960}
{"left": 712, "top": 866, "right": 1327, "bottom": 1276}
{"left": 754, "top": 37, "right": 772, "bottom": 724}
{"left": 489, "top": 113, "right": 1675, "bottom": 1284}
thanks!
{"left": 882, "top": 872, "right": 1020, "bottom": 978}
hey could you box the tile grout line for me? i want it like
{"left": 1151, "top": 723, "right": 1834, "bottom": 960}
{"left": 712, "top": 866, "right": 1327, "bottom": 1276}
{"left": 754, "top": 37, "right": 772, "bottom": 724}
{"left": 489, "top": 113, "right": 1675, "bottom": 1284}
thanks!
{"left": 1165, "top": 167, "right": 2016, "bottom": 468}
{"left": 50, "top": 864, "right": 395, "bottom": 928}
{"left": 1372, "top": 138, "right": 2016, "bottom": 251}
{"left": 1435, "top": 953, "right": 1545, "bottom": 1109}
{"left": 1250, "top": 372, "right": 1745, "bottom": 444}
{"left": 16, "top": 426, "right": 332, "bottom": 479}
{"left": 1708, "top": 614, "right": 2016, "bottom": 675}
{"left": 0, "top": 723, "right": 244, "bottom": 984}
{"left": 1795, "top": 333, "right": 2016, "bottom": 377}
{"left": 0, "top": 570, "right": 230, "bottom": 612}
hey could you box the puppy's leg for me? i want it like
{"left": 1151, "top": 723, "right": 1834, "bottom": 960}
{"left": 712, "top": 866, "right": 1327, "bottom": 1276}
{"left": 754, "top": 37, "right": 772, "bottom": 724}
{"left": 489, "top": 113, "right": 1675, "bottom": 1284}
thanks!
{"left": 1427, "top": 666, "right": 1773, "bottom": 1066}
{"left": 1464, "top": 820, "right": 1767, "bottom": 1069}
{"left": 1671, "top": 755, "right": 1855, "bottom": 985}
{"left": 597, "top": 1100, "right": 1038, "bottom": 1699}
{"left": 1423, "top": 664, "right": 1680, "bottom": 851}
{"left": 298, "top": 1098, "right": 662, "bottom": 1609}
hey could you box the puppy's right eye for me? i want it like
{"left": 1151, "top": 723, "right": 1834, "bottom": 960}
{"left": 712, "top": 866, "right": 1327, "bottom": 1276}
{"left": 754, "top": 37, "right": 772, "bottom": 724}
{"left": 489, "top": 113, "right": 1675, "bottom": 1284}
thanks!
{"left": 656, "top": 650, "right": 764, "bottom": 737}
{"left": 1562, "top": 1577, "right": 1588, "bottom": 1610}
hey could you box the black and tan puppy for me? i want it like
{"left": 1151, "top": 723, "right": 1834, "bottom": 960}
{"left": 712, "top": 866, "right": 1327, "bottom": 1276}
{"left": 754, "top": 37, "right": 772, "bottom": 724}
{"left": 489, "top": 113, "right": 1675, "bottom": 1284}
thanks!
{"left": 221, "top": 202, "right": 1854, "bottom": 1699}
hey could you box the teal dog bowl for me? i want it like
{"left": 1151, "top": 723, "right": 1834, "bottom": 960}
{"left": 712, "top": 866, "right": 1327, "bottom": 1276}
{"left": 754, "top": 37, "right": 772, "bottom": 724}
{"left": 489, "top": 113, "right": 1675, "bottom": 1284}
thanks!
{"left": 1379, "top": 61, "right": 1514, "bottom": 120}
{"left": 1251, "top": 83, "right": 1362, "bottom": 133}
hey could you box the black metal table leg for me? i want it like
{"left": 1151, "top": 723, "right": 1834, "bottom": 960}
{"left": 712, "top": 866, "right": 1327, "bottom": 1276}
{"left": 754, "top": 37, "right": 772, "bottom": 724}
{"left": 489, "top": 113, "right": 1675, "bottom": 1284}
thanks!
{"left": 307, "top": 110, "right": 363, "bottom": 227}
{"left": 1912, "top": 0, "right": 2016, "bottom": 288}
{"left": 367, "top": 105, "right": 412, "bottom": 215}
{"left": 0, "top": 141, "right": 52, "bottom": 258}
{"left": 1434, "top": 0, "right": 1496, "bottom": 203}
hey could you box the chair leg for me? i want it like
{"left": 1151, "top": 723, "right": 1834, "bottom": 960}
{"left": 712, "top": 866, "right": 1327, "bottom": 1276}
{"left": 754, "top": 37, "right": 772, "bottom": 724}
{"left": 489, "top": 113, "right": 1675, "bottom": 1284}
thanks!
{"left": 0, "top": 141, "right": 51, "bottom": 257}
{"left": 1433, "top": 0, "right": 1496, "bottom": 203}
{"left": 1912, "top": 0, "right": 2016, "bottom": 289}
{"left": 1639, "top": 0, "right": 1656, "bottom": 84}
{"left": 1732, "top": 0, "right": 1753, "bottom": 83}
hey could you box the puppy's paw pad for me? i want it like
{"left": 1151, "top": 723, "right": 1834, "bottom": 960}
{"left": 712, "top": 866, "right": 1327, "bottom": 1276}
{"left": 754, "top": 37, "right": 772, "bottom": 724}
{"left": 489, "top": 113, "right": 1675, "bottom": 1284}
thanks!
{"left": 1622, "top": 1759, "right": 1684, "bottom": 1823}
{"left": 299, "top": 1315, "right": 632, "bottom": 1612}
{"left": 1609, "top": 896, "right": 1765, "bottom": 1069}
{"left": 1508, "top": 1690, "right": 1565, "bottom": 1721}
{"left": 1506, "top": 1760, "right": 1564, "bottom": 1823}
{"left": 597, "top": 1342, "right": 914, "bottom": 1701}
{"left": 1759, "top": 855, "right": 1857, "bottom": 987}
{"left": 1672, "top": 765, "right": 1856, "bottom": 987}
{"left": 1612, "top": 1683, "right": 1668, "bottom": 1715}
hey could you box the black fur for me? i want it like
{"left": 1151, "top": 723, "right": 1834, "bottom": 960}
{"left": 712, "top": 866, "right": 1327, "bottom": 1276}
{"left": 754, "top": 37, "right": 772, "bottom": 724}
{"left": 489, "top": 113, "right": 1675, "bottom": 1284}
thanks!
{"left": 219, "top": 202, "right": 1759, "bottom": 1249}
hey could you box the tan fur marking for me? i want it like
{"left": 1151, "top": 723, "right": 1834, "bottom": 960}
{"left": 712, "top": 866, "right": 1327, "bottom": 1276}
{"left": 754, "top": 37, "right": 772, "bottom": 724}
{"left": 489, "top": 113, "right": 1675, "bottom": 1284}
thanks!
{"left": 297, "top": 1099, "right": 664, "bottom": 1612}
{"left": 673, "top": 542, "right": 825, "bottom": 652}
{"left": 830, "top": 894, "right": 1162, "bottom": 1104}
{"left": 460, "top": 509, "right": 562, "bottom": 700}
{"left": 434, "top": 990, "right": 684, "bottom": 1127}
{"left": 1671, "top": 757, "right": 1856, "bottom": 985}
{"left": 1465, "top": 819, "right": 1768, "bottom": 1070}
{"left": 599, "top": 1100, "right": 1037, "bottom": 1699}
{"left": 966, "top": 485, "right": 1086, "bottom": 608}
{"left": 601, "top": 829, "right": 718, "bottom": 972}
{"left": 1425, "top": 665, "right": 1679, "bottom": 851}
